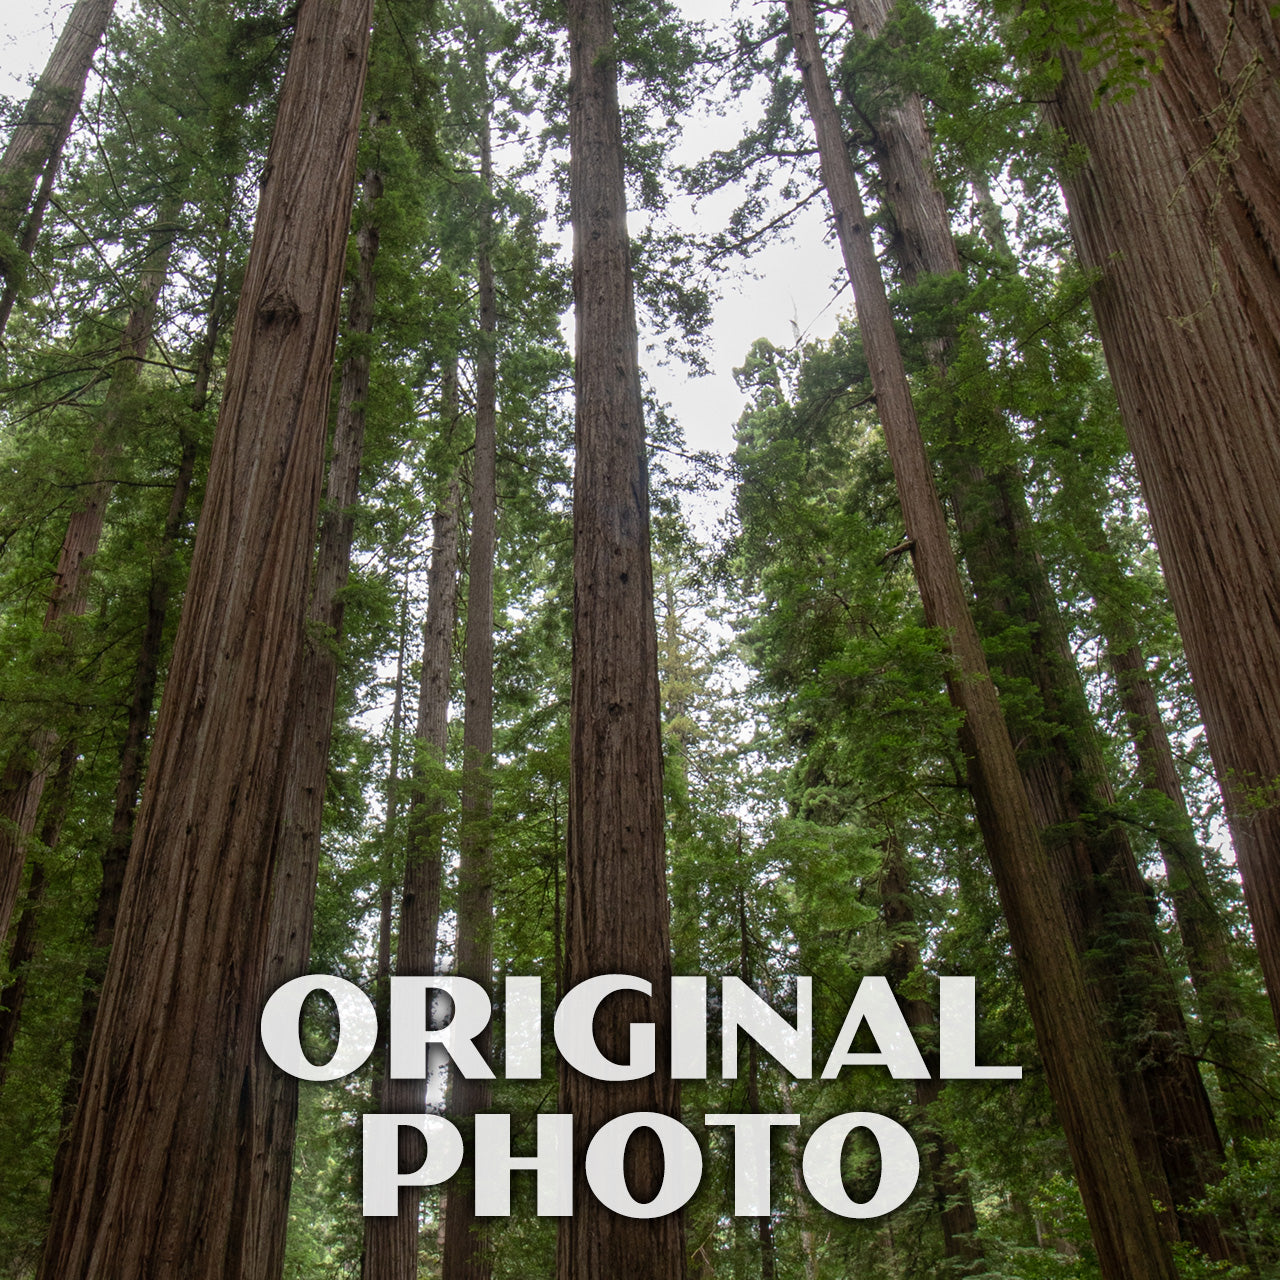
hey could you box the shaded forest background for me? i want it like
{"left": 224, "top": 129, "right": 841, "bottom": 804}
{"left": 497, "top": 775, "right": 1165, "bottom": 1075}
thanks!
{"left": 0, "top": 0, "right": 1278, "bottom": 1276}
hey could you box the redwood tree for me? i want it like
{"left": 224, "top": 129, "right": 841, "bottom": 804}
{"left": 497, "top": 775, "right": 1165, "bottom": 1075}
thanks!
{"left": 0, "top": 0, "right": 117, "bottom": 337}
{"left": 1044, "top": 12, "right": 1280, "bottom": 1035}
{"left": 37, "top": 0, "right": 374, "bottom": 1271}
{"left": 558, "top": 0, "right": 686, "bottom": 1272}
{"left": 784, "top": 0, "right": 1179, "bottom": 1273}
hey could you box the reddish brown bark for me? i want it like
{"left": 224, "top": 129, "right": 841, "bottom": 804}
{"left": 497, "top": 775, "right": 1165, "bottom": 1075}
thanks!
{"left": 37, "top": 0, "right": 373, "bottom": 1271}
{"left": 785, "top": 0, "right": 1178, "bottom": 1274}
{"left": 846, "top": 2, "right": 1233, "bottom": 1252}
{"left": 558, "top": 0, "right": 684, "bottom": 1273}
{"left": 1045, "top": 26, "right": 1280, "bottom": 1035}
{"left": 0, "top": 0, "right": 115, "bottom": 338}
{"left": 248, "top": 153, "right": 384, "bottom": 1280}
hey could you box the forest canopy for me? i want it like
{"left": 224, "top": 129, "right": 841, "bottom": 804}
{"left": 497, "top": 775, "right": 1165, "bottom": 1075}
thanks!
{"left": 0, "top": 0, "right": 1277, "bottom": 1277}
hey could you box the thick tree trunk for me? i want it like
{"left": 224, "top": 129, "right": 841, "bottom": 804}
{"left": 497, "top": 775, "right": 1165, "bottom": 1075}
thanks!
{"left": 1044, "top": 27, "right": 1280, "bottom": 1035}
{"left": 558, "top": 0, "right": 684, "bottom": 1275}
{"left": 0, "top": 200, "right": 180, "bottom": 948}
{"left": 0, "top": 0, "right": 115, "bottom": 338}
{"left": 37, "top": 0, "right": 373, "bottom": 1271}
{"left": 846, "top": 1, "right": 1234, "bottom": 1252}
{"left": 247, "top": 153, "right": 384, "bottom": 1280}
{"left": 362, "top": 473, "right": 461, "bottom": 1280}
{"left": 443, "top": 93, "right": 498, "bottom": 1280}
{"left": 785, "top": 1, "right": 1178, "bottom": 1275}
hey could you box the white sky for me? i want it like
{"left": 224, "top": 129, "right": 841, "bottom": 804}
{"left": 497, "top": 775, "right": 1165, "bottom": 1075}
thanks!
{"left": 0, "top": 0, "right": 848, "bottom": 468}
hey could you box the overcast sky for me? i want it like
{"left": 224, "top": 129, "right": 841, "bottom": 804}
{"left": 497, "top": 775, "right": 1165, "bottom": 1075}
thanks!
{"left": 0, "top": 0, "right": 848, "bottom": 469}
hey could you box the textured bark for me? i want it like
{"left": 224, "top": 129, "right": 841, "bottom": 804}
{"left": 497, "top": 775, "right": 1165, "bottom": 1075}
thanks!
{"left": 785, "top": 1, "right": 1178, "bottom": 1275}
{"left": 878, "top": 842, "right": 985, "bottom": 1271}
{"left": 444, "top": 94, "right": 498, "bottom": 1280}
{"left": 1045, "top": 29, "right": 1280, "bottom": 1035}
{"left": 558, "top": 0, "right": 684, "bottom": 1273}
{"left": 0, "top": 0, "right": 115, "bottom": 338}
{"left": 248, "top": 153, "right": 383, "bottom": 1280}
{"left": 847, "top": 1, "right": 1233, "bottom": 1253}
{"left": 37, "top": 0, "right": 372, "bottom": 1271}
{"left": 362, "top": 474, "right": 461, "bottom": 1280}
{"left": 0, "top": 201, "right": 179, "bottom": 948}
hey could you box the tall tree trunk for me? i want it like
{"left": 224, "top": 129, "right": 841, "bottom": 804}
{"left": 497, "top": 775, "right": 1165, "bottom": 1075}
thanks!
{"left": 558, "top": 0, "right": 685, "bottom": 1274}
{"left": 45, "top": 234, "right": 226, "bottom": 1215}
{"left": 1043, "top": 25, "right": 1280, "bottom": 1035}
{"left": 0, "top": 198, "right": 181, "bottom": 948}
{"left": 0, "top": 0, "right": 116, "bottom": 339}
{"left": 247, "top": 151, "right": 384, "bottom": 1280}
{"left": 37, "top": 0, "right": 373, "bottom": 1270}
{"left": 373, "top": 584, "right": 412, "bottom": 1094}
{"left": 362, "top": 470, "right": 461, "bottom": 1280}
{"left": 443, "top": 87, "right": 498, "bottom": 1280}
{"left": 847, "top": 1, "right": 1234, "bottom": 1252}
{"left": 784, "top": 2, "right": 1179, "bottom": 1275}
{"left": 877, "top": 837, "right": 985, "bottom": 1271}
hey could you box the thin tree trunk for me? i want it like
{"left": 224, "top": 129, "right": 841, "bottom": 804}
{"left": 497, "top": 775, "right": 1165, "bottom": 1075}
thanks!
{"left": 248, "top": 152, "right": 384, "bottom": 1280}
{"left": 1044, "top": 28, "right": 1280, "bottom": 1036}
{"left": 45, "top": 233, "right": 226, "bottom": 1213}
{"left": 1109, "top": 640, "right": 1273, "bottom": 1138}
{"left": 558, "top": 0, "right": 684, "bottom": 1274}
{"left": 784, "top": 2, "right": 1178, "bottom": 1275}
{"left": 37, "top": 0, "right": 373, "bottom": 1270}
{"left": 443, "top": 86, "right": 498, "bottom": 1280}
{"left": 0, "top": 198, "right": 181, "bottom": 948}
{"left": 847, "top": 1, "right": 1234, "bottom": 1252}
{"left": 0, "top": 0, "right": 115, "bottom": 339}
{"left": 877, "top": 837, "right": 985, "bottom": 1271}
{"left": 0, "top": 743, "right": 73, "bottom": 1086}
{"left": 736, "top": 887, "right": 779, "bottom": 1280}
{"left": 372, "top": 585, "right": 412, "bottom": 1094}
{"left": 362, "top": 470, "right": 462, "bottom": 1280}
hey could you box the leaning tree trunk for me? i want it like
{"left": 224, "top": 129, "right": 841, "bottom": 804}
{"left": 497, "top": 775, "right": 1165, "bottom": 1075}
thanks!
{"left": 558, "top": 0, "right": 685, "bottom": 1274}
{"left": 784, "top": 1, "right": 1179, "bottom": 1275}
{"left": 245, "top": 151, "right": 384, "bottom": 1280}
{"left": 0, "top": 197, "right": 181, "bottom": 949}
{"left": 845, "top": 0, "right": 1234, "bottom": 1252}
{"left": 45, "top": 235, "right": 226, "bottom": 1212}
{"left": 1044, "top": 19, "right": 1280, "bottom": 1036}
{"left": 37, "top": 0, "right": 373, "bottom": 1271}
{"left": 0, "top": 0, "right": 116, "bottom": 338}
